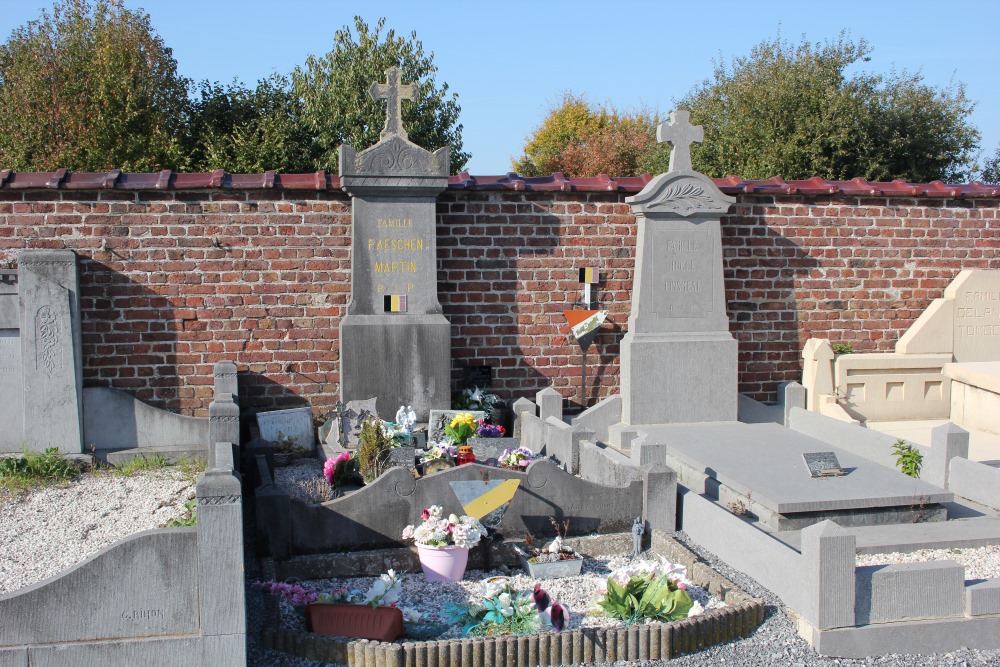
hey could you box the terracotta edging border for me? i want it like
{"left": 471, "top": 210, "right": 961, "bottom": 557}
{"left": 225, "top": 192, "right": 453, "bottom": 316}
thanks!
{"left": 260, "top": 600, "right": 765, "bottom": 666}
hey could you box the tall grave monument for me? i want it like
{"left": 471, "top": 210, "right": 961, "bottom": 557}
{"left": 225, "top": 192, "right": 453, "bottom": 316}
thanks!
{"left": 619, "top": 111, "right": 738, "bottom": 426}
{"left": 338, "top": 67, "right": 451, "bottom": 420}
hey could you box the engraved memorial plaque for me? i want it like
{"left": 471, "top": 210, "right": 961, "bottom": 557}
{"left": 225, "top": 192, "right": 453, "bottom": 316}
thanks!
{"left": 652, "top": 228, "right": 714, "bottom": 318}
{"left": 802, "top": 451, "right": 845, "bottom": 478}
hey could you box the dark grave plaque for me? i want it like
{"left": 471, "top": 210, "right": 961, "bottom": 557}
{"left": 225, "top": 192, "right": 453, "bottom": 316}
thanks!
{"left": 802, "top": 452, "right": 845, "bottom": 478}
{"left": 463, "top": 365, "right": 493, "bottom": 390}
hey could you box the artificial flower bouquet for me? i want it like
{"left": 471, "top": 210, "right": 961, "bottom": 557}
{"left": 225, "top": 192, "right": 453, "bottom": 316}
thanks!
{"left": 476, "top": 421, "right": 506, "bottom": 438}
{"left": 499, "top": 446, "right": 534, "bottom": 469}
{"left": 401, "top": 505, "right": 486, "bottom": 548}
{"left": 323, "top": 451, "right": 360, "bottom": 488}
{"left": 444, "top": 412, "right": 477, "bottom": 446}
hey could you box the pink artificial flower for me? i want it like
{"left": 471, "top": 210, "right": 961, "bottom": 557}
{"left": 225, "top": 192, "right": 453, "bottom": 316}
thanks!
{"left": 323, "top": 458, "right": 336, "bottom": 485}
{"left": 421, "top": 508, "right": 431, "bottom": 520}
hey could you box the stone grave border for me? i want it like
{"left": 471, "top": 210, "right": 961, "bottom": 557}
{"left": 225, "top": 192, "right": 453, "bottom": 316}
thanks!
{"left": 0, "top": 442, "right": 245, "bottom": 666}
{"left": 259, "top": 529, "right": 765, "bottom": 666}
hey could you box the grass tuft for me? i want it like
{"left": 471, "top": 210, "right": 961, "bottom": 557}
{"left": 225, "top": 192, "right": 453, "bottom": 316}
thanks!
{"left": 0, "top": 448, "right": 81, "bottom": 492}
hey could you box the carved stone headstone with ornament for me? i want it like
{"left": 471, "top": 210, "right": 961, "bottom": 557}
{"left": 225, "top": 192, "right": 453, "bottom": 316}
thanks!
{"left": 616, "top": 110, "right": 738, "bottom": 430}
{"left": 338, "top": 67, "right": 451, "bottom": 421}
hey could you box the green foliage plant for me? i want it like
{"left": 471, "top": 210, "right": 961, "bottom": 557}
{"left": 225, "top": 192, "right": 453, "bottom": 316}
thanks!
{"left": 655, "top": 32, "right": 980, "bottom": 182}
{"left": 892, "top": 439, "right": 923, "bottom": 478}
{"left": 0, "top": 447, "right": 81, "bottom": 492}
{"left": 357, "top": 414, "right": 393, "bottom": 483}
{"left": 443, "top": 581, "right": 542, "bottom": 637}
{"left": 0, "top": 0, "right": 189, "bottom": 171}
{"left": 832, "top": 342, "right": 855, "bottom": 355}
{"left": 164, "top": 498, "right": 197, "bottom": 527}
{"left": 292, "top": 16, "right": 468, "bottom": 173}
{"left": 597, "top": 573, "right": 693, "bottom": 625}
{"left": 112, "top": 453, "right": 168, "bottom": 477}
{"left": 182, "top": 74, "right": 317, "bottom": 172}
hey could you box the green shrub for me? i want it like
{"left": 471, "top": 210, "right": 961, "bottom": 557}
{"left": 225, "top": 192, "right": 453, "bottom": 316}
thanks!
{"left": 892, "top": 439, "right": 923, "bottom": 478}
{"left": 357, "top": 415, "right": 392, "bottom": 484}
{"left": 832, "top": 342, "right": 855, "bottom": 354}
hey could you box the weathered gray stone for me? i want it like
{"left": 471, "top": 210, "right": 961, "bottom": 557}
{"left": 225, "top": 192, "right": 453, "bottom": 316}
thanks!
{"left": 925, "top": 422, "right": 970, "bottom": 489}
{"left": 196, "top": 443, "right": 245, "bottom": 638}
{"left": 619, "top": 113, "right": 737, "bottom": 426}
{"left": 213, "top": 361, "right": 238, "bottom": 403}
{"left": 511, "top": 397, "right": 535, "bottom": 439}
{"left": 339, "top": 67, "right": 451, "bottom": 421}
{"left": 17, "top": 249, "right": 83, "bottom": 452}
{"left": 799, "top": 521, "right": 855, "bottom": 630}
{"left": 0, "top": 530, "right": 198, "bottom": 646}
{"left": 0, "top": 330, "right": 23, "bottom": 452}
{"left": 570, "top": 394, "right": 621, "bottom": 444}
{"left": 780, "top": 381, "right": 807, "bottom": 426}
{"left": 83, "top": 386, "right": 210, "bottom": 451}
{"left": 543, "top": 416, "right": 573, "bottom": 462}
{"left": 209, "top": 361, "right": 240, "bottom": 460}
{"left": 578, "top": 439, "right": 644, "bottom": 488}
{"left": 0, "top": 647, "right": 27, "bottom": 667}
{"left": 736, "top": 394, "right": 783, "bottom": 424}
{"left": 536, "top": 387, "right": 563, "bottom": 422}
{"left": 788, "top": 407, "right": 903, "bottom": 470}
{"left": 948, "top": 456, "right": 1000, "bottom": 511}
{"left": 966, "top": 578, "right": 1000, "bottom": 616}
{"left": 274, "top": 460, "right": 643, "bottom": 554}
{"left": 630, "top": 433, "right": 667, "bottom": 467}
{"left": 658, "top": 422, "right": 951, "bottom": 526}
{"left": 643, "top": 464, "right": 677, "bottom": 533}
{"left": 257, "top": 407, "right": 314, "bottom": 451}
{"left": 855, "top": 561, "right": 965, "bottom": 624}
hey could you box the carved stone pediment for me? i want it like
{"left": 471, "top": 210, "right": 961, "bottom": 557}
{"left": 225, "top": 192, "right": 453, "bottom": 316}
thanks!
{"left": 340, "top": 135, "right": 449, "bottom": 180}
{"left": 626, "top": 171, "right": 734, "bottom": 218}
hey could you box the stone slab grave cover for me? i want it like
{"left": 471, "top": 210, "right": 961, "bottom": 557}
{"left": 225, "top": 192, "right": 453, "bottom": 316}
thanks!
{"left": 652, "top": 421, "right": 953, "bottom": 530}
{"left": 339, "top": 66, "right": 451, "bottom": 422}
{"left": 257, "top": 407, "right": 315, "bottom": 451}
{"left": 619, "top": 110, "right": 738, "bottom": 426}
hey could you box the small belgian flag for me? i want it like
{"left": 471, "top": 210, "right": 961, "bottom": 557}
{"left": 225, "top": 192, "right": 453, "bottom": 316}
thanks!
{"left": 579, "top": 267, "right": 599, "bottom": 284}
{"left": 383, "top": 295, "right": 407, "bottom": 313}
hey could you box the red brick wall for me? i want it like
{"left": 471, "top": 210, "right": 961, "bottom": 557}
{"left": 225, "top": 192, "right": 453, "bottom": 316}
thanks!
{"left": 1, "top": 188, "right": 997, "bottom": 418}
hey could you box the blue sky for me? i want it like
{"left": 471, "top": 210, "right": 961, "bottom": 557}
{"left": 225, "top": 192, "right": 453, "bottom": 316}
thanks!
{"left": 1, "top": 0, "right": 997, "bottom": 179}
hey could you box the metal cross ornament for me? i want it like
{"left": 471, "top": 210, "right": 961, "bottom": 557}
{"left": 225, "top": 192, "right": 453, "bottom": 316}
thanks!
{"left": 657, "top": 110, "right": 703, "bottom": 172}
{"left": 369, "top": 66, "right": 418, "bottom": 140}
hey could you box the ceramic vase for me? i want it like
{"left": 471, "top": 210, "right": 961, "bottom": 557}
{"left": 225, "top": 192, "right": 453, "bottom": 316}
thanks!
{"left": 417, "top": 544, "right": 469, "bottom": 582}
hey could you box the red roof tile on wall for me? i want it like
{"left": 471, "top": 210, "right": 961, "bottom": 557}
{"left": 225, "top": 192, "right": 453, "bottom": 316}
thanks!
{"left": 0, "top": 169, "right": 998, "bottom": 198}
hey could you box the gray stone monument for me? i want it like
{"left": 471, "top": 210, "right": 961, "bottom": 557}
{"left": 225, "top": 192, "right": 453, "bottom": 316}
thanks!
{"left": 619, "top": 110, "right": 738, "bottom": 426}
{"left": 338, "top": 66, "right": 451, "bottom": 421}
{"left": 0, "top": 268, "right": 22, "bottom": 451}
{"left": 2, "top": 250, "right": 85, "bottom": 452}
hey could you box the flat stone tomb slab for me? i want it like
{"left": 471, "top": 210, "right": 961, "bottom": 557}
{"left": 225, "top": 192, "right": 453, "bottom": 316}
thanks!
{"left": 653, "top": 422, "right": 953, "bottom": 530}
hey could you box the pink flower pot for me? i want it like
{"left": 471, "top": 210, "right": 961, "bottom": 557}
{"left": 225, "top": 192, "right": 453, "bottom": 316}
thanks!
{"left": 417, "top": 544, "right": 469, "bottom": 583}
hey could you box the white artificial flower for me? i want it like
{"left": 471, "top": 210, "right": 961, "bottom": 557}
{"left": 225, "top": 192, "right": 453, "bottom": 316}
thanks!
{"left": 688, "top": 600, "right": 704, "bottom": 617}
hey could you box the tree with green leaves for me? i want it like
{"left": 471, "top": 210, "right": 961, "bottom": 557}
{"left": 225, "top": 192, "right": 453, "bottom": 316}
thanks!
{"left": 0, "top": 0, "right": 189, "bottom": 172}
{"left": 644, "top": 34, "right": 980, "bottom": 182}
{"left": 981, "top": 143, "right": 1000, "bottom": 184}
{"left": 513, "top": 94, "right": 656, "bottom": 177}
{"left": 183, "top": 74, "right": 317, "bottom": 173}
{"left": 292, "top": 16, "right": 468, "bottom": 174}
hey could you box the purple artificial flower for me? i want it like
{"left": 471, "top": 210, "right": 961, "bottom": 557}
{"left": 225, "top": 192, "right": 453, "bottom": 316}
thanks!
{"left": 532, "top": 583, "right": 550, "bottom": 612}
{"left": 549, "top": 602, "right": 566, "bottom": 632}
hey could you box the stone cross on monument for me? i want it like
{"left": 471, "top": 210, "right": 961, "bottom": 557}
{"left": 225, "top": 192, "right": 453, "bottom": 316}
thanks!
{"left": 369, "top": 66, "right": 417, "bottom": 141}
{"left": 657, "top": 110, "right": 703, "bottom": 172}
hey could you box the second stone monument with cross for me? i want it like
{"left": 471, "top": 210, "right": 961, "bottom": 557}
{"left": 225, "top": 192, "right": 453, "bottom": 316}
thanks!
{"left": 338, "top": 66, "right": 451, "bottom": 421}
{"left": 606, "top": 109, "right": 739, "bottom": 445}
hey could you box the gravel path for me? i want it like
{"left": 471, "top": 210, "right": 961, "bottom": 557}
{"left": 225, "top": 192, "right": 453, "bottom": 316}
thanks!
{"left": 0, "top": 469, "right": 196, "bottom": 594}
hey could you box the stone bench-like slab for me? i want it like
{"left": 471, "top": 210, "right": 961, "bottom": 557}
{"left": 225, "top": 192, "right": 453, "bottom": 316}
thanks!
{"left": 944, "top": 362, "right": 1000, "bottom": 435}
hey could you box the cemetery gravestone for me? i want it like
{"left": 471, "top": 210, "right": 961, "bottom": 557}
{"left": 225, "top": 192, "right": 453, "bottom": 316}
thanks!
{"left": 9, "top": 250, "right": 85, "bottom": 452}
{"left": 257, "top": 407, "right": 315, "bottom": 451}
{"left": 620, "top": 110, "right": 737, "bottom": 425}
{"left": 949, "top": 271, "right": 1000, "bottom": 362}
{"left": 338, "top": 67, "right": 451, "bottom": 422}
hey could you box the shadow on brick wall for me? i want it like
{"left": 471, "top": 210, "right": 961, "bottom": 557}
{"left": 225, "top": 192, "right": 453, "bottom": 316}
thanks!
{"left": 723, "top": 200, "right": 821, "bottom": 402}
